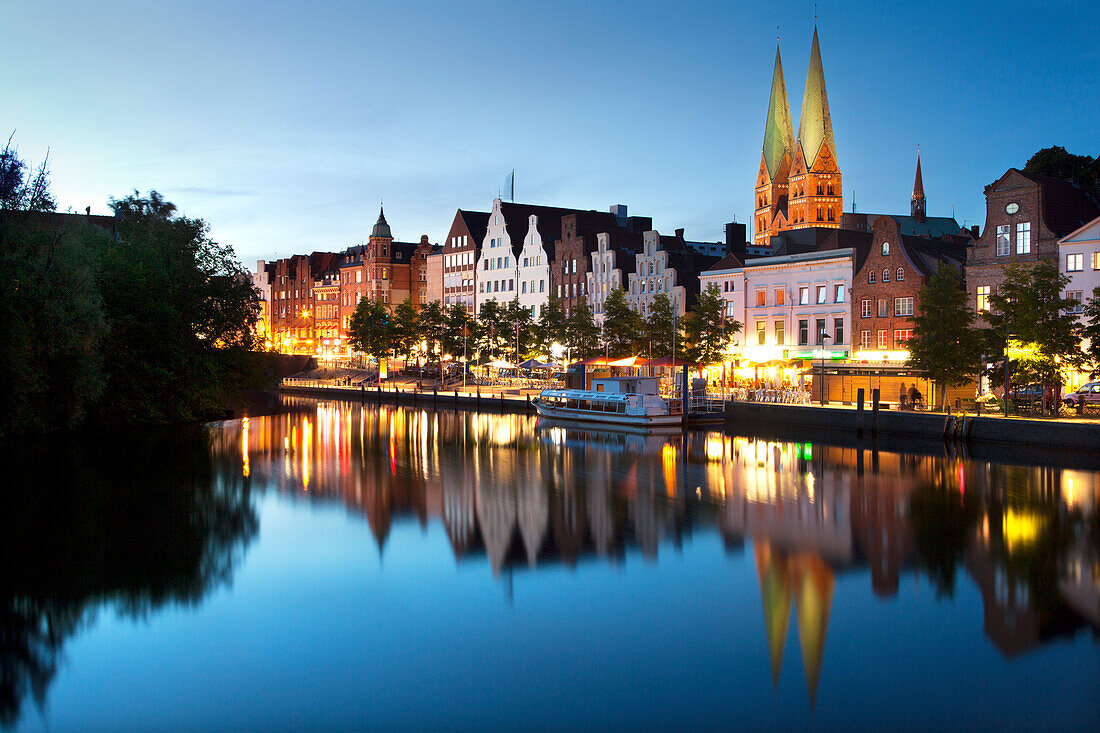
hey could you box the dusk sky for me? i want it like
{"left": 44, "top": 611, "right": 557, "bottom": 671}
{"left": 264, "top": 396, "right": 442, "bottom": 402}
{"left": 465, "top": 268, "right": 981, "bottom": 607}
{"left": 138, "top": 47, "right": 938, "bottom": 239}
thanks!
{"left": 5, "top": 0, "right": 1098, "bottom": 267}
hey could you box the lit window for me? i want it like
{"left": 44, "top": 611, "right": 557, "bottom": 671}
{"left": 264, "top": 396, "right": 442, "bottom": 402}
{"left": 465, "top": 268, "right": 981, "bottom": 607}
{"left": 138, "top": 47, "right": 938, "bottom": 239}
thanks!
{"left": 977, "top": 285, "right": 990, "bottom": 311}
{"left": 756, "top": 290, "right": 766, "bottom": 307}
{"left": 757, "top": 320, "right": 766, "bottom": 345}
{"left": 1067, "top": 290, "right": 1084, "bottom": 313}
{"left": 776, "top": 289, "right": 785, "bottom": 305}
{"left": 860, "top": 330, "right": 872, "bottom": 349}
{"left": 878, "top": 330, "right": 889, "bottom": 349}
{"left": 775, "top": 320, "right": 785, "bottom": 345}
{"left": 894, "top": 329, "right": 912, "bottom": 348}
{"left": 1092, "top": 252, "right": 1100, "bottom": 270}
{"left": 1067, "top": 253, "right": 1083, "bottom": 272}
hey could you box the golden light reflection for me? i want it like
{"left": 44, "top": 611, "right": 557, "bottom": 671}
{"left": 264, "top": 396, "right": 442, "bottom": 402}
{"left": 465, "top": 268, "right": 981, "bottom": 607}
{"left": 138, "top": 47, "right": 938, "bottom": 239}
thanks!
{"left": 1002, "top": 509, "right": 1043, "bottom": 553}
{"left": 662, "top": 444, "right": 678, "bottom": 497}
{"left": 241, "top": 417, "right": 250, "bottom": 478}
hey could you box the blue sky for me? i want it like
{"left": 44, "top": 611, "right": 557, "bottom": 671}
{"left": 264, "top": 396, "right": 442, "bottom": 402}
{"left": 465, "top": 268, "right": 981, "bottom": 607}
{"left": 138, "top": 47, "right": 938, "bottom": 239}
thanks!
{"left": 4, "top": 0, "right": 1098, "bottom": 267}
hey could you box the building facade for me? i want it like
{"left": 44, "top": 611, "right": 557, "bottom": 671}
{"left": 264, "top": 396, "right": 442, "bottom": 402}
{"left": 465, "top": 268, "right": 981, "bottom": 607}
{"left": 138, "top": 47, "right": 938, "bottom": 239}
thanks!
{"left": 1059, "top": 215, "right": 1100, "bottom": 390}
{"left": 587, "top": 231, "right": 642, "bottom": 326}
{"left": 441, "top": 209, "right": 489, "bottom": 314}
{"left": 625, "top": 231, "right": 719, "bottom": 318}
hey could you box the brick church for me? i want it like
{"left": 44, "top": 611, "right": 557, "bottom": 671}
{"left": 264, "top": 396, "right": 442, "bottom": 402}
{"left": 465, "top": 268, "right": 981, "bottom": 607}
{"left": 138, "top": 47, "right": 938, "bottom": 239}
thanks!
{"left": 753, "top": 28, "right": 842, "bottom": 249}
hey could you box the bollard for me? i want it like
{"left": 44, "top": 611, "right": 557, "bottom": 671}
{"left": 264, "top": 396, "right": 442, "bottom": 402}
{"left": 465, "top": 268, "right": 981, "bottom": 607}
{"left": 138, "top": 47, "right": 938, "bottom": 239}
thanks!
{"left": 1078, "top": 398, "right": 1084, "bottom": 417}
{"left": 871, "top": 388, "right": 880, "bottom": 435}
{"left": 856, "top": 388, "right": 865, "bottom": 438}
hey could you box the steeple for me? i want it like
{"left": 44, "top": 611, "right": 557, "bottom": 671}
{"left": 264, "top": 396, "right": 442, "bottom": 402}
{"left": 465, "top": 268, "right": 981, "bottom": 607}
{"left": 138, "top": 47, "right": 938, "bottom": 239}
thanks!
{"left": 795, "top": 27, "right": 837, "bottom": 171}
{"left": 911, "top": 153, "right": 926, "bottom": 221}
{"left": 371, "top": 204, "right": 392, "bottom": 239}
{"left": 762, "top": 46, "right": 796, "bottom": 179}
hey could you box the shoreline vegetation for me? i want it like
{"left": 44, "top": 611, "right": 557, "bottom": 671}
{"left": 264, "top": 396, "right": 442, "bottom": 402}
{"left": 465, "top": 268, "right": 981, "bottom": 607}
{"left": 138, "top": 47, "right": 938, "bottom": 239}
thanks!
{"left": 1, "top": 138, "right": 263, "bottom": 437}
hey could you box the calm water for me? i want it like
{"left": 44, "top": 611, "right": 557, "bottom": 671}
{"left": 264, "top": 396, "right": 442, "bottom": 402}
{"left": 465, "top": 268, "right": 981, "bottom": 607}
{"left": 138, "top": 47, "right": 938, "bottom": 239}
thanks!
{"left": 3, "top": 398, "right": 1098, "bottom": 731}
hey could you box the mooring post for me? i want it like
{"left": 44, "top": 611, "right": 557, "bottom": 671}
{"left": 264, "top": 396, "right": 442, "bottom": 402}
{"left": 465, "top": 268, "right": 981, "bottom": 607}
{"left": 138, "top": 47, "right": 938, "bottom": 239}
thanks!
{"left": 871, "top": 388, "right": 880, "bottom": 436}
{"left": 856, "top": 387, "right": 866, "bottom": 437}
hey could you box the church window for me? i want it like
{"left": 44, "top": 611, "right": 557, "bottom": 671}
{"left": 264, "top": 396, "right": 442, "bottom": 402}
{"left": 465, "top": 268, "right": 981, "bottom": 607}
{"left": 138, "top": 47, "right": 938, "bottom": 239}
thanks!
{"left": 817, "top": 184, "right": 824, "bottom": 195}
{"left": 827, "top": 183, "right": 834, "bottom": 195}
{"left": 828, "top": 208, "right": 835, "bottom": 222}
{"left": 816, "top": 207, "right": 823, "bottom": 222}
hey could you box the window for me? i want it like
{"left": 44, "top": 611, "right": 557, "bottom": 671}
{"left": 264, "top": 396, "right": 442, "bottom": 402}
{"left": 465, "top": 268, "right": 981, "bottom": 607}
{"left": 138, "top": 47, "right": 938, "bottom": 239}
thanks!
{"left": 523, "top": 257, "right": 529, "bottom": 267}
{"left": 1016, "top": 222, "right": 1031, "bottom": 254}
{"left": 1067, "top": 290, "right": 1084, "bottom": 313}
{"left": 726, "top": 301, "right": 737, "bottom": 318}
{"left": 878, "top": 330, "right": 889, "bottom": 349}
{"left": 834, "top": 284, "right": 844, "bottom": 303}
{"left": 860, "top": 330, "right": 872, "bottom": 349}
{"left": 895, "top": 297, "right": 914, "bottom": 316}
{"left": 833, "top": 317, "right": 845, "bottom": 345}
{"left": 996, "top": 225, "right": 1011, "bottom": 256}
{"left": 521, "top": 281, "right": 527, "bottom": 294}
{"left": 756, "top": 289, "right": 766, "bottom": 307}
{"left": 882, "top": 269, "right": 890, "bottom": 283}
{"left": 878, "top": 298, "right": 888, "bottom": 317}
{"left": 861, "top": 299, "right": 872, "bottom": 318}
{"left": 798, "top": 319, "right": 809, "bottom": 345}
{"left": 799, "top": 287, "right": 809, "bottom": 305}
{"left": 1093, "top": 252, "right": 1100, "bottom": 271}
{"left": 882, "top": 242, "right": 890, "bottom": 256}
{"left": 1068, "top": 253, "right": 1083, "bottom": 272}
{"left": 817, "top": 285, "right": 827, "bottom": 304}
{"left": 757, "top": 321, "right": 766, "bottom": 345}
{"left": 776, "top": 289, "right": 785, "bottom": 306}
{"left": 868, "top": 271, "right": 876, "bottom": 284}
{"left": 381, "top": 268, "right": 388, "bottom": 280}
{"left": 896, "top": 268, "right": 904, "bottom": 281}
{"left": 775, "top": 320, "right": 785, "bottom": 346}
{"left": 815, "top": 318, "right": 827, "bottom": 345}
{"left": 894, "top": 329, "right": 912, "bottom": 348}
{"left": 976, "top": 285, "right": 990, "bottom": 312}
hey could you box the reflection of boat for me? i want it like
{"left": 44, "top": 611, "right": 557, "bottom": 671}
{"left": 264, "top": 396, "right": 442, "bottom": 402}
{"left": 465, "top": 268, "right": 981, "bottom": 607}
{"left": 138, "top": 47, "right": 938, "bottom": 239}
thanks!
{"left": 532, "top": 376, "right": 682, "bottom": 430}
{"left": 536, "top": 418, "right": 680, "bottom": 454}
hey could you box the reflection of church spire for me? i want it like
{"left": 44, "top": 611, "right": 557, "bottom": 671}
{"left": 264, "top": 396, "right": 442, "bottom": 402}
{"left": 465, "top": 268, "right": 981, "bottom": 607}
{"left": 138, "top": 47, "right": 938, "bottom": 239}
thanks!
{"left": 476, "top": 484, "right": 516, "bottom": 576}
{"left": 755, "top": 543, "right": 792, "bottom": 686}
{"left": 516, "top": 481, "right": 548, "bottom": 567}
{"left": 794, "top": 555, "right": 835, "bottom": 706}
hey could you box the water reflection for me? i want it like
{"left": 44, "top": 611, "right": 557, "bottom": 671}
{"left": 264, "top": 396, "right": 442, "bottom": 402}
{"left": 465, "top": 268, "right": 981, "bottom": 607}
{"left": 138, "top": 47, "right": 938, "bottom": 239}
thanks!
{"left": 0, "top": 428, "right": 257, "bottom": 729}
{"left": 236, "top": 399, "right": 1100, "bottom": 699}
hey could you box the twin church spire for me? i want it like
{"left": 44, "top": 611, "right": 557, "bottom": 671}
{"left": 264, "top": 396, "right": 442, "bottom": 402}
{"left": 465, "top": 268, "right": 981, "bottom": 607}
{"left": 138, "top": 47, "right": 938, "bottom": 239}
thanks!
{"left": 754, "top": 27, "right": 842, "bottom": 248}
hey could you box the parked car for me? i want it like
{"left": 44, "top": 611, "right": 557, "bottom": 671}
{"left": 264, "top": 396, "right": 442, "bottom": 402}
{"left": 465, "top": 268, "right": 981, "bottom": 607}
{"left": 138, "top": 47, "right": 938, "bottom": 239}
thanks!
{"left": 1064, "top": 382, "right": 1100, "bottom": 408}
{"left": 1010, "top": 383, "right": 1055, "bottom": 411}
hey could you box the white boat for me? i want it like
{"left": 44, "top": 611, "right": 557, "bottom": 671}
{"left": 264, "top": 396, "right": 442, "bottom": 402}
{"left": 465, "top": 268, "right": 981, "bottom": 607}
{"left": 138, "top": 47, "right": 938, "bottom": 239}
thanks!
{"left": 531, "top": 376, "right": 683, "bottom": 430}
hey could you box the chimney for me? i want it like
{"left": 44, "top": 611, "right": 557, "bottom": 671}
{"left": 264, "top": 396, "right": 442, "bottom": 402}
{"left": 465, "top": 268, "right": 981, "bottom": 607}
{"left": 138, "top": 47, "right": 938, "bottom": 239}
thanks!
{"left": 85, "top": 206, "right": 91, "bottom": 216}
{"left": 970, "top": 225, "right": 979, "bottom": 239}
{"left": 675, "top": 228, "right": 685, "bottom": 240}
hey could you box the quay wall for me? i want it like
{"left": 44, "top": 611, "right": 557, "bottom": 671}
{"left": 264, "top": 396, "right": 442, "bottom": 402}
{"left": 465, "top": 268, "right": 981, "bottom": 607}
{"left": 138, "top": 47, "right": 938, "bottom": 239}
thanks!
{"left": 279, "top": 383, "right": 535, "bottom": 413}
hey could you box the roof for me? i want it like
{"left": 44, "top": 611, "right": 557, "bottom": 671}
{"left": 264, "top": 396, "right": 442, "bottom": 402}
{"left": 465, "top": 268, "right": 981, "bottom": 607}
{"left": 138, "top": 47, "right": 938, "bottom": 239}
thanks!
{"left": 705, "top": 252, "right": 745, "bottom": 272}
{"left": 795, "top": 27, "right": 837, "bottom": 169}
{"left": 371, "top": 206, "right": 392, "bottom": 239}
{"left": 843, "top": 212, "right": 964, "bottom": 239}
{"left": 1017, "top": 170, "right": 1100, "bottom": 238}
{"left": 901, "top": 236, "right": 966, "bottom": 279}
{"left": 913, "top": 154, "right": 925, "bottom": 200}
{"left": 762, "top": 45, "right": 795, "bottom": 178}
{"left": 458, "top": 209, "right": 490, "bottom": 248}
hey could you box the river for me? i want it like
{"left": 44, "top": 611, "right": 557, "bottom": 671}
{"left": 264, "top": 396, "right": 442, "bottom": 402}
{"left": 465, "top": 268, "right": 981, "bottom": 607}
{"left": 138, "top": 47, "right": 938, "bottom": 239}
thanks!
{"left": 2, "top": 396, "right": 1098, "bottom": 730}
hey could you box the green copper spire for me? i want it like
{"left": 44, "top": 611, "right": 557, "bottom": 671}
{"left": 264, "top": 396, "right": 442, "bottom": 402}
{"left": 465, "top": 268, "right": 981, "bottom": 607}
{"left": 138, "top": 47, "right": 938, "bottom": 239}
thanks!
{"left": 795, "top": 27, "right": 837, "bottom": 170}
{"left": 762, "top": 45, "right": 795, "bottom": 179}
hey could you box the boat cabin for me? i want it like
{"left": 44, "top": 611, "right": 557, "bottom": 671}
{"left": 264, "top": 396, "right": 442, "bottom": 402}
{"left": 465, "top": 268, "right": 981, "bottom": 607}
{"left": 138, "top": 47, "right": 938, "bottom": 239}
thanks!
{"left": 590, "top": 377, "right": 659, "bottom": 395}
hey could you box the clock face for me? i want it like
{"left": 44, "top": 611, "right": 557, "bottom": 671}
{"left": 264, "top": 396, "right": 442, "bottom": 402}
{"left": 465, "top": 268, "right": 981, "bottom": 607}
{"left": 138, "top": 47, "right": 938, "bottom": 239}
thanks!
{"left": 1006, "top": 202, "right": 1020, "bottom": 215}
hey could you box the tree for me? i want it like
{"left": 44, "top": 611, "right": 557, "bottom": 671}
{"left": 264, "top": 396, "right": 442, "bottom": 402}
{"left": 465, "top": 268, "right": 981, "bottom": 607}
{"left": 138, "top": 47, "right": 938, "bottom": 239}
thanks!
{"left": 565, "top": 297, "right": 600, "bottom": 360}
{"left": 97, "top": 190, "right": 260, "bottom": 425}
{"left": 983, "top": 261, "right": 1083, "bottom": 413}
{"left": 601, "top": 287, "right": 643, "bottom": 357}
{"left": 536, "top": 293, "right": 566, "bottom": 358}
{"left": 644, "top": 292, "right": 681, "bottom": 360}
{"left": 1023, "top": 146, "right": 1099, "bottom": 187}
{"left": 906, "top": 261, "right": 984, "bottom": 408}
{"left": 347, "top": 297, "right": 393, "bottom": 361}
{"left": 390, "top": 297, "right": 421, "bottom": 364}
{"left": 1080, "top": 286, "right": 1100, "bottom": 378}
{"left": 417, "top": 300, "right": 445, "bottom": 366}
{"left": 0, "top": 133, "right": 56, "bottom": 212}
{"left": 441, "top": 303, "right": 473, "bottom": 361}
{"left": 476, "top": 300, "right": 507, "bottom": 362}
{"left": 502, "top": 297, "right": 535, "bottom": 363}
{"left": 683, "top": 284, "right": 740, "bottom": 365}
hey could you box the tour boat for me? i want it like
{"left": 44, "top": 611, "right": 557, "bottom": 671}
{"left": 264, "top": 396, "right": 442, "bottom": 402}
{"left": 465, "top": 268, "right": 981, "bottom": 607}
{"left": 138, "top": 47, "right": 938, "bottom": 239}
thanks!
{"left": 531, "top": 376, "right": 683, "bottom": 430}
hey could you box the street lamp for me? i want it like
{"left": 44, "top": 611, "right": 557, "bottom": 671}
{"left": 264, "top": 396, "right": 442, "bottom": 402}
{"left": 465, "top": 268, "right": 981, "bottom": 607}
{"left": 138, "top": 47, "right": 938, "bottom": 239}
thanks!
{"left": 819, "top": 329, "right": 832, "bottom": 406}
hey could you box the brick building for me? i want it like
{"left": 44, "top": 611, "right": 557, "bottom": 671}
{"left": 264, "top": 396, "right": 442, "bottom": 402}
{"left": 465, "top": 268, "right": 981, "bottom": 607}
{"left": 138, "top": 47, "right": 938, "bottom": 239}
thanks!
{"left": 967, "top": 169, "right": 1099, "bottom": 318}
{"left": 270, "top": 253, "right": 339, "bottom": 354}
{"left": 554, "top": 206, "right": 650, "bottom": 314}
{"left": 440, "top": 209, "right": 489, "bottom": 314}
{"left": 313, "top": 268, "right": 343, "bottom": 357}
{"left": 851, "top": 216, "right": 967, "bottom": 359}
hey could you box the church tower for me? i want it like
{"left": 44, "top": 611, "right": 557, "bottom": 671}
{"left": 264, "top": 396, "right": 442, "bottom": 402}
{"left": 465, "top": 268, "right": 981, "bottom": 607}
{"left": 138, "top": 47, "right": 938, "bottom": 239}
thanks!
{"left": 787, "top": 27, "right": 842, "bottom": 231}
{"left": 911, "top": 154, "right": 926, "bottom": 221}
{"left": 754, "top": 45, "right": 796, "bottom": 249}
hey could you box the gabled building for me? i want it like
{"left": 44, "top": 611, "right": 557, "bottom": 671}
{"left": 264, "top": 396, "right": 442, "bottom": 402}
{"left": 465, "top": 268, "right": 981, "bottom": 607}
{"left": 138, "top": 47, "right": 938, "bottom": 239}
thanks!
{"left": 1059, "top": 215, "right": 1100, "bottom": 390}
{"left": 553, "top": 205, "right": 651, "bottom": 315}
{"left": 967, "top": 169, "right": 1099, "bottom": 319}
{"left": 340, "top": 207, "right": 432, "bottom": 315}
{"left": 625, "top": 230, "right": 720, "bottom": 318}
{"left": 440, "top": 209, "right": 489, "bottom": 314}
{"left": 587, "top": 230, "right": 645, "bottom": 326}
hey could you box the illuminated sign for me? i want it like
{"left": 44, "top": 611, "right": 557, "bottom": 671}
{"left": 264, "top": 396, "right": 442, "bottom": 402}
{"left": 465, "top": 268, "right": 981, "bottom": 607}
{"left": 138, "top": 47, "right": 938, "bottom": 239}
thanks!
{"left": 789, "top": 349, "right": 849, "bottom": 360}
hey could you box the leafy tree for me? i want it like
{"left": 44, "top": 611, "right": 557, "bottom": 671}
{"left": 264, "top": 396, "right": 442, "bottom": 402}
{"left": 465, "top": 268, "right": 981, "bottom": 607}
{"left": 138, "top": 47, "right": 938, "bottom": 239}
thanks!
{"left": 565, "top": 297, "right": 600, "bottom": 360}
{"left": 502, "top": 297, "right": 535, "bottom": 363}
{"left": 1080, "top": 286, "right": 1100, "bottom": 378}
{"left": 476, "top": 300, "right": 507, "bottom": 362}
{"left": 94, "top": 190, "right": 260, "bottom": 425}
{"left": 644, "top": 292, "right": 681, "bottom": 360}
{"left": 0, "top": 133, "right": 56, "bottom": 212}
{"left": 441, "top": 304, "right": 474, "bottom": 361}
{"left": 601, "top": 287, "right": 643, "bottom": 357}
{"left": 983, "top": 261, "right": 1083, "bottom": 413}
{"left": 1023, "top": 146, "right": 1099, "bottom": 187}
{"left": 906, "top": 261, "right": 984, "bottom": 408}
{"left": 348, "top": 297, "right": 393, "bottom": 361}
{"left": 417, "top": 300, "right": 445, "bottom": 366}
{"left": 683, "top": 283, "right": 740, "bottom": 365}
{"left": 536, "top": 293, "right": 567, "bottom": 358}
{"left": 390, "top": 297, "right": 421, "bottom": 363}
